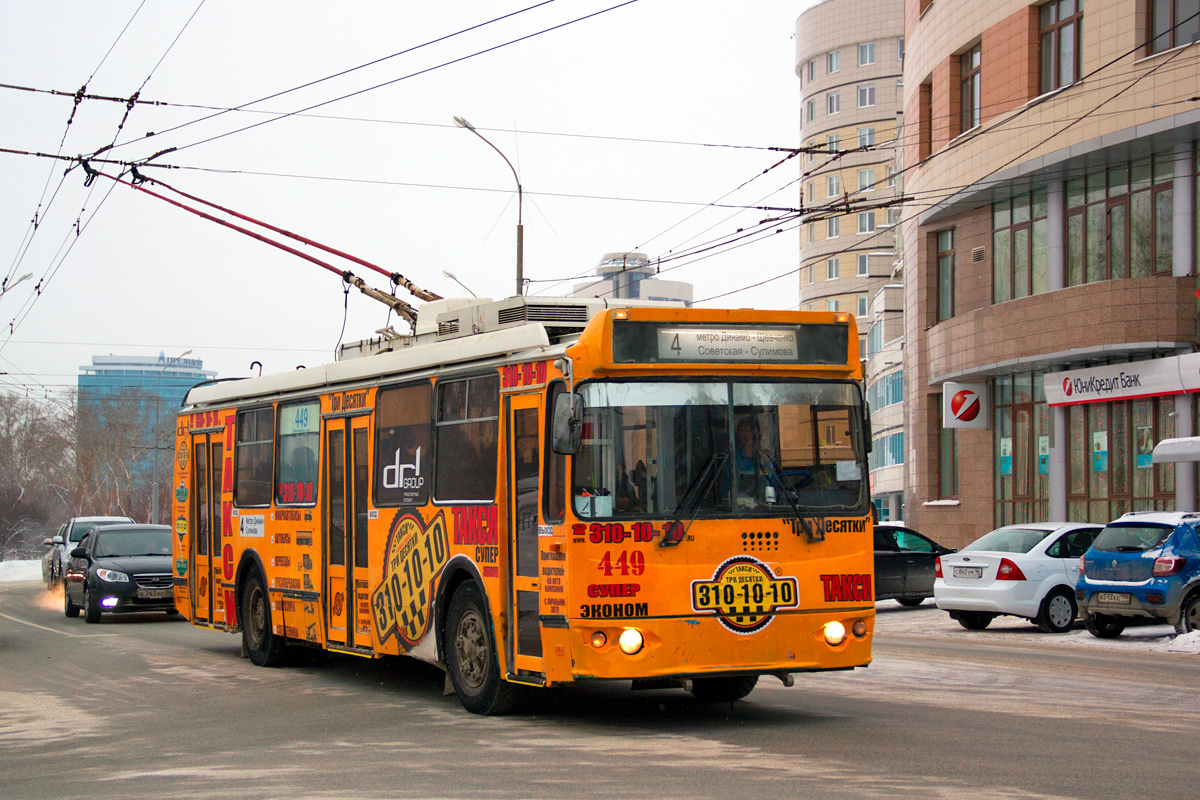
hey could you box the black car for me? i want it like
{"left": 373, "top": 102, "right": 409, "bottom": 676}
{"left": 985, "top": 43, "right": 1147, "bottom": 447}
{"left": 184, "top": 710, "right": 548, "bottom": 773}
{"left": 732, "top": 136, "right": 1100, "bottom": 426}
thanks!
{"left": 63, "top": 524, "right": 177, "bottom": 623}
{"left": 874, "top": 524, "right": 954, "bottom": 606}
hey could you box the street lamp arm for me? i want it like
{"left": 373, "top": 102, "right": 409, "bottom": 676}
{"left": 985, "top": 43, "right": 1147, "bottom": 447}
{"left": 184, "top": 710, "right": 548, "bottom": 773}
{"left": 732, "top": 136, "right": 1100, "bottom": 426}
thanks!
{"left": 454, "top": 114, "right": 525, "bottom": 297}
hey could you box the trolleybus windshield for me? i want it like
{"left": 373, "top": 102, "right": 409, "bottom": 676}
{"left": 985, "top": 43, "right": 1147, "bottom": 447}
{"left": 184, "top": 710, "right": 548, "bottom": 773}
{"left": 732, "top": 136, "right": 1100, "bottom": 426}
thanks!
{"left": 572, "top": 380, "right": 868, "bottom": 520}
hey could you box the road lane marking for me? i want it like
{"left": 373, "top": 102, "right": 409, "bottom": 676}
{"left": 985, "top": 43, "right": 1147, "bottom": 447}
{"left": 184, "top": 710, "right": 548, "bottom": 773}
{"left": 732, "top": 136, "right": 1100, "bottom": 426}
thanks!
{"left": 0, "top": 611, "right": 121, "bottom": 637}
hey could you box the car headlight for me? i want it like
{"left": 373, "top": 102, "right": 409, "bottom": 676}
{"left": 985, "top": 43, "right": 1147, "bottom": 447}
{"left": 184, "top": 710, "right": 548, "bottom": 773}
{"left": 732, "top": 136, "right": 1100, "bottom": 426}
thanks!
{"left": 96, "top": 569, "right": 129, "bottom": 583}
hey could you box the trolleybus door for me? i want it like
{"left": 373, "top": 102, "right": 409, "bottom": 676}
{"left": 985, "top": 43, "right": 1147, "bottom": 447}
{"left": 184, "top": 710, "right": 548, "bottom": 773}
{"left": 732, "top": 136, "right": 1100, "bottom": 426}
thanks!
{"left": 324, "top": 416, "right": 370, "bottom": 648}
{"left": 189, "top": 433, "right": 223, "bottom": 624}
{"left": 506, "top": 393, "right": 544, "bottom": 676}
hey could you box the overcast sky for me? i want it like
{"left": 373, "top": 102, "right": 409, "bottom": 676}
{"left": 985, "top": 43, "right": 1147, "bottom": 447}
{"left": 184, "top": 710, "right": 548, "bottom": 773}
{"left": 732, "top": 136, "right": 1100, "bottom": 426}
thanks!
{"left": 0, "top": 0, "right": 818, "bottom": 398}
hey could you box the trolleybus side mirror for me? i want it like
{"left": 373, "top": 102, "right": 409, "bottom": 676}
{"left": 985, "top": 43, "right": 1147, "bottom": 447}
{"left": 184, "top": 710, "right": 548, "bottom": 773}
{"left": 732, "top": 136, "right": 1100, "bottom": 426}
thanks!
{"left": 551, "top": 392, "right": 584, "bottom": 456}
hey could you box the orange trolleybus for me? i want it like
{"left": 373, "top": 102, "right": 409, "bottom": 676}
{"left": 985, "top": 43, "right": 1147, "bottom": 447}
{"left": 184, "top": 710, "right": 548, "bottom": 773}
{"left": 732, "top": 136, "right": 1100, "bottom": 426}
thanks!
{"left": 171, "top": 296, "right": 876, "bottom": 713}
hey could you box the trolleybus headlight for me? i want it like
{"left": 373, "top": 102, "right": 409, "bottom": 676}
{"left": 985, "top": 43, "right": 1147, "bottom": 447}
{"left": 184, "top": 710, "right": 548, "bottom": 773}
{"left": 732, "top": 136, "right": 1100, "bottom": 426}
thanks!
{"left": 852, "top": 620, "right": 868, "bottom": 638}
{"left": 618, "top": 628, "right": 644, "bottom": 655}
{"left": 822, "top": 620, "right": 847, "bottom": 646}
{"left": 591, "top": 631, "right": 608, "bottom": 648}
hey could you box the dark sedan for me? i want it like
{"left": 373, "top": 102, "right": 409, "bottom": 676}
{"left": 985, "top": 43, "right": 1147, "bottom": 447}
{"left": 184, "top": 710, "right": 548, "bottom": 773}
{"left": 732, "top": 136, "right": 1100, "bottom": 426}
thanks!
{"left": 875, "top": 523, "right": 954, "bottom": 606}
{"left": 63, "top": 524, "right": 177, "bottom": 623}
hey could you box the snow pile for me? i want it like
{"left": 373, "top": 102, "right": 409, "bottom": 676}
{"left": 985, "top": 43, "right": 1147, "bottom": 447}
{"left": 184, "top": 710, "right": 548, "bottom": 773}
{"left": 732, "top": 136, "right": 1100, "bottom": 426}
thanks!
{"left": 0, "top": 559, "right": 42, "bottom": 582}
{"left": 1151, "top": 629, "right": 1200, "bottom": 654}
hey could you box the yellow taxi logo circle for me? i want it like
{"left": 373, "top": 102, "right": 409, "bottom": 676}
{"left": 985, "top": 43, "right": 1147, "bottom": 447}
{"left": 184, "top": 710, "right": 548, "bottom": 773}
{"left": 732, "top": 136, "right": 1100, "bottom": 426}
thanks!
{"left": 690, "top": 555, "right": 798, "bottom": 634}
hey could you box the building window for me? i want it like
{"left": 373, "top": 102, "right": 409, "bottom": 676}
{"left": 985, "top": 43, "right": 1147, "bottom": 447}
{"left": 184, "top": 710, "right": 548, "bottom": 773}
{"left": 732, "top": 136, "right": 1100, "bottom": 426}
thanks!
{"left": 828, "top": 217, "right": 840, "bottom": 238}
{"left": 898, "top": 36, "right": 905, "bottom": 61}
{"left": 937, "top": 229, "right": 955, "bottom": 321}
{"left": 868, "top": 370, "right": 904, "bottom": 410}
{"left": 1040, "top": 0, "right": 1082, "bottom": 94}
{"left": 961, "top": 44, "right": 982, "bottom": 132}
{"left": 806, "top": 99, "right": 816, "bottom": 123}
{"left": 827, "top": 174, "right": 841, "bottom": 197}
{"left": 993, "top": 186, "right": 1049, "bottom": 303}
{"left": 992, "top": 375, "right": 1051, "bottom": 525}
{"left": 826, "top": 299, "right": 839, "bottom": 312}
{"left": 939, "top": 403, "right": 959, "bottom": 500}
{"left": 827, "top": 133, "right": 840, "bottom": 152}
{"left": 1066, "top": 153, "right": 1176, "bottom": 286}
{"left": 806, "top": 264, "right": 815, "bottom": 285}
{"left": 859, "top": 211, "right": 876, "bottom": 233}
{"left": 857, "top": 294, "right": 868, "bottom": 317}
{"left": 1062, "top": 381, "right": 1175, "bottom": 523}
{"left": 1150, "top": 0, "right": 1200, "bottom": 54}
{"left": 806, "top": 221, "right": 814, "bottom": 242}
{"left": 858, "top": 127, "right": 876, "bottom": 147}
{"left": 857, "top": 83, "right": 876, "bottom": 108}
{"left": 859, "top": 42, "right": 876, "bottom": 66}
{"left": 806, "top": 182, "right": 815, "bottom": 204}
{"left": 827, "top": 90, "right": 840, "bottom": 115}
{"left": 918, "top": 79, "right": 933, "bottom": 161}
{"left": 827, "top": 257, "right": 840, "bottom": 279}
{"left": 807, "top": 59, "right": 816, "bottom": 82}
{"left": 858, "top": 253, "right": 869, "bottom": 275}
{"left": 888, "top": 207, "right": 902, "bottom": 226}
{"left": 858, "top": 168, "right": 876, "bottom": 191}
{"left": 827, "top": 49, "right": 841, "bottom": 73}
{"left": 887, "top": 165, "right": 896, "bottom": 187}
{"left": 869, "top": 430, "right": 905, "bottom": 472}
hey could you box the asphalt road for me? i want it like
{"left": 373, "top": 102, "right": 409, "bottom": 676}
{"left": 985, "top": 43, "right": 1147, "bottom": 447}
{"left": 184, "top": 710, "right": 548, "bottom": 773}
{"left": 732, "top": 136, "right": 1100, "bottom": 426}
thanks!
{"left": 2, "top": 579, "right": 1197, "bottom": 800}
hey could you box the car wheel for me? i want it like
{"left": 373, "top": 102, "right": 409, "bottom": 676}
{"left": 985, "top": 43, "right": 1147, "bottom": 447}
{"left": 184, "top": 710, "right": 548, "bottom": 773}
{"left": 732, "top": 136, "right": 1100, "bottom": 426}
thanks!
{"left": 896, "top": 598, "right": 926, "bottom": 607}
{"left": 83, "top": 586, "right": 102, "bottom": 624}
{"left": 63, "top": 585, "right": 80, "bottom": 618}
{"left": 955, "top": 611, "right": 994, "bottom": 630}
{"left": 1036, "top": 588, "right": 1077, "bottom": 634}
{"left": 691, "top": 675, "right": 759, "bottom": 702}
{"left": 241, "top": 570, "right": 287, "bottom": 667}
{"left": 445, "top": 582, "right": 520, "bottom": 715}
{"left": 1174, "top": 593, "right": 1200, "bottom": 636}
{"left": 1084, "top": 612, "right": 1125, "bottom": 639}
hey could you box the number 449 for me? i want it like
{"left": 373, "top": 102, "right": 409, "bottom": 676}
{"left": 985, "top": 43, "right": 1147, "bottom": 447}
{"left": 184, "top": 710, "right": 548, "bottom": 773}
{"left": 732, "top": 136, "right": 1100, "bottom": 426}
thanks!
{"left": 597, "top": 550, "right": 645, "bottom": 577}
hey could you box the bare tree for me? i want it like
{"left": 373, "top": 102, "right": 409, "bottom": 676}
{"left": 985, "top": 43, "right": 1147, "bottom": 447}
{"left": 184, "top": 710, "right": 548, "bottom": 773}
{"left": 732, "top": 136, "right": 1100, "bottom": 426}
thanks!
{"left": 0, "top": 392, "right": 74, "bottom": 560}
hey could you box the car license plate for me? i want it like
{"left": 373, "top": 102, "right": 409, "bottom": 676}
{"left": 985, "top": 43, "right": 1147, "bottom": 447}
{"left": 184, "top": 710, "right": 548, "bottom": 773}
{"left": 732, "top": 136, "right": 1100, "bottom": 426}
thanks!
{"left": 137, "top": 588, "right": 172, "bottom": 600}
{"left": 952, "top": 566, "right": 983, "bottom": 579}
{"left": 1097, "top": 592, "right": 1131, "bottom": 604}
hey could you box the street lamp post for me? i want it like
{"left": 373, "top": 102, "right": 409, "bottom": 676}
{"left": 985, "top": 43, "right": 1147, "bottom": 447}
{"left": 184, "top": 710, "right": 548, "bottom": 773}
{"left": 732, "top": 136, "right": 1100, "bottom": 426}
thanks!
{"left": 453, "top": 115, "right": 524, "bottom": 297}
{"left": 152, "top": 349, "right": 192, "bottom": 525}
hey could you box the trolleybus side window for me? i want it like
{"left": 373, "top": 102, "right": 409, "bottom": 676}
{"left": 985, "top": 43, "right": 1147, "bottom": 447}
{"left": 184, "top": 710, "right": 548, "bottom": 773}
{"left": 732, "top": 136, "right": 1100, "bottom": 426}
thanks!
{"left": 236, "top": 406, "right": 275, "bottom": 507}
{"left": 374, "top": 381, "right": 431, "bottom": 507}
{"left": 276, "top": 400, "right": 320, "bottom": 506}
{"left": 435, "top": 374, "right": 499, "bottom": 501}
{"left": 543, "top": 381, "right": 567, "bottom": 523}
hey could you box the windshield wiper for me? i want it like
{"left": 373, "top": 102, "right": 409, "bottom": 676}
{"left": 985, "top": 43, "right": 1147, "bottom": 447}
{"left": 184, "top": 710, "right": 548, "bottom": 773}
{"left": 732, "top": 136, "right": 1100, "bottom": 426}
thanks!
{"left": 661, "top": 451, "right": 727, "bottom": 547}
{"left": 760, "top": 452, "right": 806, "bottom": 521}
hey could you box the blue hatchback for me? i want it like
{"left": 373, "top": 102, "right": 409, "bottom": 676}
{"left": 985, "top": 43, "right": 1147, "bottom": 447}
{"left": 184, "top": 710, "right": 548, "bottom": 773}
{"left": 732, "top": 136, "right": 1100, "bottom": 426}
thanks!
{"left": 1076, "top": 511, "right": 1200, "bottom": 638}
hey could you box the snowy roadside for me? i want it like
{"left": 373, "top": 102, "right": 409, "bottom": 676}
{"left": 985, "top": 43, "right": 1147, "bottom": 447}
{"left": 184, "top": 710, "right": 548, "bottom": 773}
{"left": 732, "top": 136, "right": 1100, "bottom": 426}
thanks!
{"left": 0, "top": 559, "right": 41, "bottom": 582}
{"left": 3, "top": 558, "right": 1195, "bottom": 655}
{"left": 874, "top": 598, "right": 1200, "bottom": 655}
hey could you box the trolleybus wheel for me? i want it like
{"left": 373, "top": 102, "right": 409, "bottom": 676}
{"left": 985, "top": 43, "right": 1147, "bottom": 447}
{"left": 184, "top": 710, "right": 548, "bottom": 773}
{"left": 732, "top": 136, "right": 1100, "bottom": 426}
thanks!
{"left": 690, "top": 675, "right": 759, "bottom": 702}
{"left": 445, "top": 582, "right": 520, "bottom": 715}
{"left": 242, "top": 571, "right": 286, "bottom": 667}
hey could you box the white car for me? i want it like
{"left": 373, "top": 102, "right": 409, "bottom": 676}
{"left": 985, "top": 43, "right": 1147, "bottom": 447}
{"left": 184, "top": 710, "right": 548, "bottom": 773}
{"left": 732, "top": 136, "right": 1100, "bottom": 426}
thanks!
{"left": 46, "top": 516, "right": 134, "bottom": 589}
{"left": 934, "top": 522, "right": 1101, "bottom": 633}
